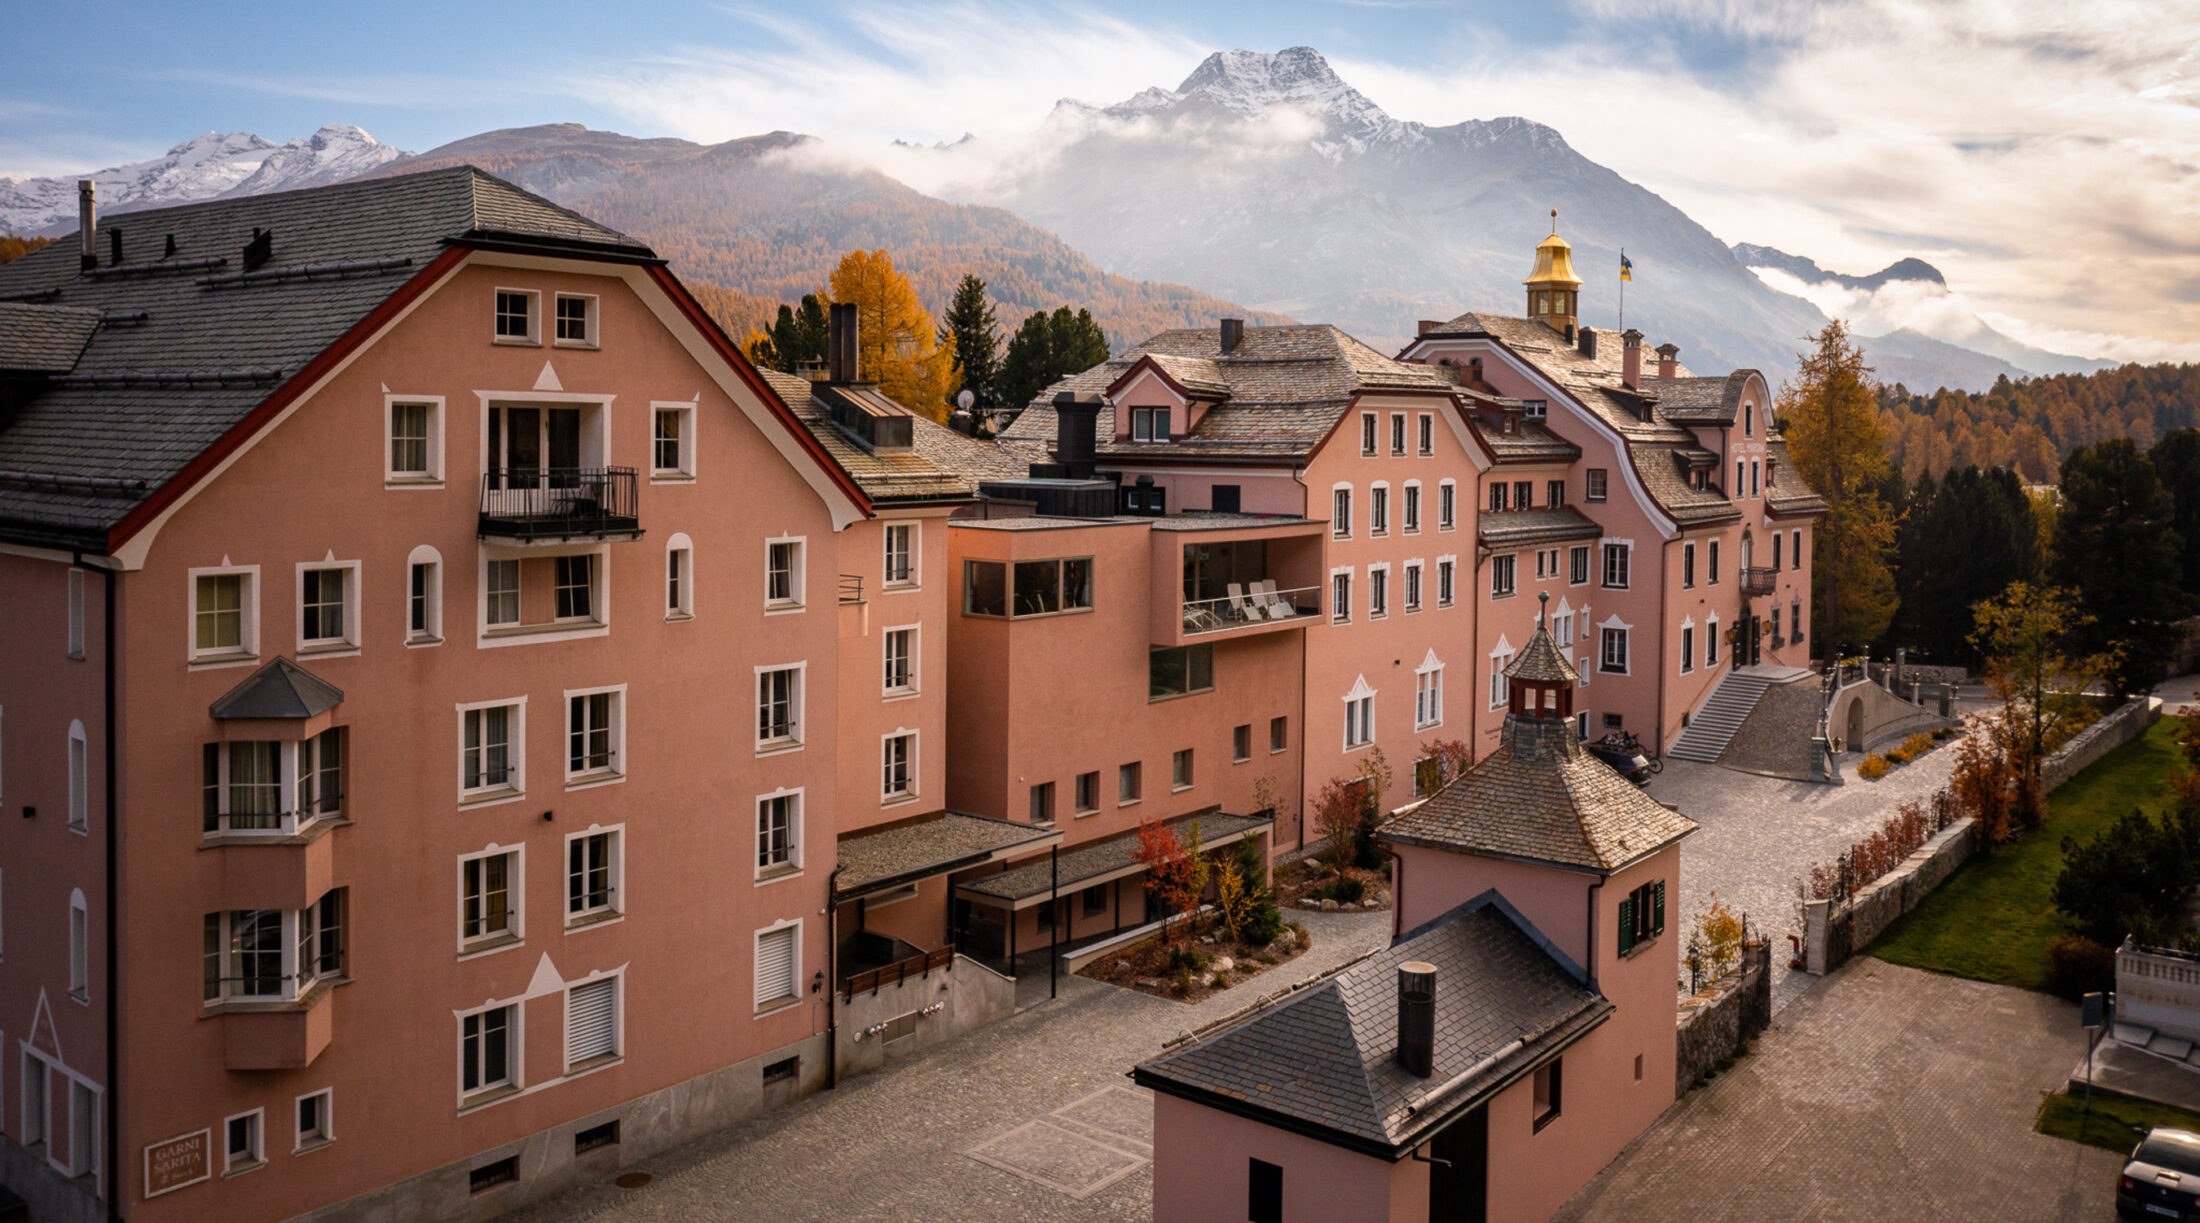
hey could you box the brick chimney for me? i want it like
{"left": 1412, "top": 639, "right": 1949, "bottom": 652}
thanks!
{"left": 1655, "top": 343, "right": 1679, "bottom": 381}
{"left": 1621, "top": 329, "right": 1644, "bottom": 390}
{"left": 1417, "top": 319, "right": 1441, "bottom": 336}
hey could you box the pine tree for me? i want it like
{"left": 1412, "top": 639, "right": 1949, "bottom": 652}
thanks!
{"left": 996, "top": 307, "right": 1112, "bottom": 417}
{"left": 941, "top": 274, "right": 1001, "bottom": 416}
{"left": 2150, "top": 428, "right": 2200, "bottom": 593}
{"left": 1782, "top": 321, "right": 1900, "bottom": 651}
{"left": 2052, "top": 438, "right": 2186, "bottom": 695}
{"left": 762, "top": 295, "right": 829, "bottom": 374}
{"left": 829, "top": 250, "right": 953, "bottom": 420}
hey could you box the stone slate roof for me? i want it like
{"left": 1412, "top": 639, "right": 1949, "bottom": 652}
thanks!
{"left": 1479, "top": 505, "right": 1604, "bottom": 549}
{"left": 1648, "top": 371, "right": 1755, "bottom": 425}
{"left": 1133, "top": 891, "right": 1610, "bottom": 1156}
{"left": 1139, "top": 353, "right": 1232, "bottom": 398}
{"left": 1381, "top": 716, "right": 1697, "bottom": 873}
{"left": 760, "top": 369, "right": 1019, "bottom": 503}
{"left": 956, "top": 811, "right": 1269, "bottom": 905}
{"left": 1474, "top": 416, "right": 1581, "bottom": 463}
{"left": 1004, "top": 324, "right": 1454, "bottom": 464}
{"left": 1763, "top": 439, "right": 1829, "bottom": 517}
{"left": 0, "top": 303, "right": 101, "bottom": 373}
{"left": 1506, "top": 616, "right": 1579, "bottom": 686}
{"left": 0, "top": 167, "right": 653, "bottom": 552}
{"left": 834, "top": 811, "right": 1061, "bottom": 899}
{"left": 208, "top": 656, "right": 345, "bottom": 720}
{"left": 1634, "top": 444, "right": 1745, "bottom": 528}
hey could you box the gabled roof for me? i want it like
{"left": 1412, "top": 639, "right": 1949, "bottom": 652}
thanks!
{"left": 1648, "top": 371, "right": 1758, "bottom": 425}
{"left": 1133, "top": 891, "right": 1610, "bottom": 1157}
{"left": 1381, "top": 715, "right": 1697, "bottom": 873}
{"left": 1004, "top": 323, "right": 1454, "bottom": 464}
{"left": 208, "top": 656, "right": 345, "bottom": 720}
{"left": 1474, "top": 416, "right": 1581, "bottom": 463}
{"left": 0, "top": 167, "right": 655, "bottom": 553}
{"left": 1634, "top": 444, "right": 1744, "bottom": 528}
{"left": 761, "top": 369, "right": 1018, "bottom": 504}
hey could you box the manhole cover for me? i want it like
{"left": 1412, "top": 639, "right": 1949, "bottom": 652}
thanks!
{"left": 615, "top": 1173, "right": 652, "bottom": 1190}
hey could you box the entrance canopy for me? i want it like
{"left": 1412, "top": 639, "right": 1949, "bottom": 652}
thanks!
{"left": 955, "top": 811, "right": 1272, "bottom": 912}
{"left": 835, "top": 811, "right": 1062, "bottom": 904}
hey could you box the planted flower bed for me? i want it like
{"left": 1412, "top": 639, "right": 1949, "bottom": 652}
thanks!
{"left": 1078, "top": 919, "right": 1314, "bottom": 1003}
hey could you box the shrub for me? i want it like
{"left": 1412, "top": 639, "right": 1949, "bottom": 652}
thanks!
{"left": 1934, "top": 726, "right": 1958, "bottom": 741}
{"left": 1859, "top": 754, "right": 1892, "bottom": 780}
{"left": 1903, "top": 731, "right": 1936, "bottom": 757}
{"left": 2047, "top": 935, "right": 2117, "bottom": 999}
{"left": 1883, "top": 748, "right": 1910, "bottom": 765}
{"left": 1164, "top": 945, "right": 1210, "bottom": 974}
{"left": 1311, "top": 876, "right": 1367, "bottom": 904}
{"left": 2053, "top": 805, "right": 2200, "bottom": 946}
{"left": 1169, "top": 966, "right": 1195, "bottom": 997}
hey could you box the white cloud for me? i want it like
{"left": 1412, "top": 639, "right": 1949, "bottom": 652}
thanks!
{"left": 1976, "top": 312, "right": 2200, "bottom": 365}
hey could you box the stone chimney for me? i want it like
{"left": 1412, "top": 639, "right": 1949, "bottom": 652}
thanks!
{"left": 1577, "top": 326, "right": 1598, "bottom": 360}
{"left": 1220, "top": 317, "right": 1244, "bottom": 354}
{"left": 1621, "top": 329, "right": 1644, "bottom": 390}
{"left": 1656, "top": 343, "right": 1680, "bottom": 381}
{"left": 1417, "top": 319, "right": 1441, "bottom": 336}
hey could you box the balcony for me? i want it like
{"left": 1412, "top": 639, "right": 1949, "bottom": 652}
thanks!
{"left": 1741, "top": 566, "right": 1777, "bottom": 597}
{"left": 1181, "top": 584, "right": 1321, "bottom": 635}
{"left": 478, "top": 467, "right": 641, "bottom": 544}
{"left": 1153, "top": 518, "right": 1326, "bottom": 646}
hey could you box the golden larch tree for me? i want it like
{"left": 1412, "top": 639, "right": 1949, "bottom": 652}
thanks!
{"left": 828, "top": 249, "right": 954, "bottom": 421}
{"left": 1782, "top": 321, "right": 1899, "bottom": 649}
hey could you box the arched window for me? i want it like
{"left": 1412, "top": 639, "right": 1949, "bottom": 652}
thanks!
{"left": 666, "top": 532, "right": 695, "bottom": 620}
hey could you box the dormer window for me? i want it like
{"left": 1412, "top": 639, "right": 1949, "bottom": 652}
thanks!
{"left": 1524, "top": 399, "right": 1547, "bottom": 420}
{"left": 1131, "top": 407, "right": 1170, "bottom": 443}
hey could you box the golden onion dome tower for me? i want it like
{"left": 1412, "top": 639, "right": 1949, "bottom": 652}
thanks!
{"left": 1524, "top": 209, "right": 1582, "bottom": 335}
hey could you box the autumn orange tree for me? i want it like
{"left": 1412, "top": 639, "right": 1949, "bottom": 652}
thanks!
{"left": 1132, "top": 818, "right": 1208, "bottom": 943}
{"left": 1782, "top": 320, "right": 1898, "bottom": 650}
{"left": 829, "top": 249, "right": 954, "bottom": 421}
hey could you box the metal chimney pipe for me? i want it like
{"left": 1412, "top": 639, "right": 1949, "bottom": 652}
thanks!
{"left": 78, "top": 180, "right": 96, "bottom": 273}
{"left": 828, "top": 302, "right": 859, "bottom": 383}
{"left": 1397, "top": 961, "right": 1436, "bottom": 1077}
{"left": 1220, "top": 317, "right": 1244, "bottom": 355}
{"left": 1050, "top": 390, "right": 1102, "bottom": 480}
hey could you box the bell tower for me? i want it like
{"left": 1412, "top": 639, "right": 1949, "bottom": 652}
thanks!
{"left": 1523, "top": 209, "right": 1582, "bottom": 336}
{"left": 1506, "top": 592, "right": 1578, "bottom": 722}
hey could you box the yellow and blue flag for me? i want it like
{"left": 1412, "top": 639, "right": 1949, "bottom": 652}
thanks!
{"left": 1620, "top": 253, "right": 1633, "bottom": 282}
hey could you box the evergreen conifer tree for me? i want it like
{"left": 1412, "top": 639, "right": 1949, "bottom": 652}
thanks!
{"left": 941, "top": 274, "right": 1001, "bottom": 415}
{"left": 2052, "top": 438, "right": 2186, "bottom": 695}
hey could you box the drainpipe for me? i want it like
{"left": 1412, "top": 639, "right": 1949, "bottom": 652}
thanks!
{"left": 1585, "top": 877, "right": 1602, "bottom": 992}
{"left": 1656, "top": 540, "right": 1670, "bottom": 754}
{"left": 826, "top": 863, "right": 844, "bottom": 1090}
{"left": 99, "top": 561, "right": 120, "bottom": 1220}
{"left": 1390, "top": 851, "right": 1404, "bottom": 939}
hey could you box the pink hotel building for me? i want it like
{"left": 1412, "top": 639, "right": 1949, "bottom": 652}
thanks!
{"left": 0, "top": 168, "right": 1820, "bottom": 1222}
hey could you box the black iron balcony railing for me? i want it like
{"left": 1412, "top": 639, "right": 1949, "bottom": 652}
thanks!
{"left": 1740, "top": 566, "right": 1777, "bottom": 597}
{"left": 479, "top": 467, "right": 640, "bottom": 542}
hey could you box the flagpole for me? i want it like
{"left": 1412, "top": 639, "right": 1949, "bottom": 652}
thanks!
{"left": 1619, "top": 246, "right": 1625, "bottom": 333}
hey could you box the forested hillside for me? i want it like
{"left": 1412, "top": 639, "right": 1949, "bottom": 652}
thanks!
{"left": 1876, "top": 364, "right": 2200, "bottom": 482}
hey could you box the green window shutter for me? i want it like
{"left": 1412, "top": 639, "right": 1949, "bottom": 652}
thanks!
{"left": 1616, "top": 895, "right": 1635, "bottom": 957}
{"left": 1652, "top": 880, "right": 1666, "bottom": 937}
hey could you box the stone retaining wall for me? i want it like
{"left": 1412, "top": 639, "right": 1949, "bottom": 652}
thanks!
{"left": 2040, "top": 697, "right": 2163, "bottom": 792}
{"left": 1805, "top": 819, "right": 1978, "bottom": 975}
{"left": 1676, "top": 940, "right": 1772, "bottom": 1093}
{"left": 837, "top": 953, "right": 1015, "bottom": 1081}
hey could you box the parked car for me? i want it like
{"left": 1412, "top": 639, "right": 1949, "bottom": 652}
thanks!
{"left": 2121, "top": 1127, "right": 2200, "bottom": 1220}
{"left": 1584, "top": 735, "right": 1657, "bottom": 787}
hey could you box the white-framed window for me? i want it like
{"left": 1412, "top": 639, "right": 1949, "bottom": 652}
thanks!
{"left": 493, "top": 288, "right": 539, "bottom": 345}
{"left": 1331, "top": 568, "right": 1352, "bottom": 625}
{"left": 459, "top": 698, "right": 525, "bottom": 803}
{"left": 1773, "top": 532, "right": 1783, "bottom": 572}
{"left": 754, "top": 920, "right": 800, "bottom": 1013}
{"left": 553, "top": 292, "right": 599, "bottom": 349}
{"left": 67, "top": 720, "right": 87, "bottom": 834}
{"left": 223, "top": 1108, "right": 264, "bottom": 1175}
{"left": 757, "top": 788, "right": 802, "bottom": 877}
{"left": 756, "top": 664, "right": 805, "bottom": 751}
{"left": 1417, "top": 412, "right": 1434, "bottom": 456}
{"left": 1343, "top": 678, "right": 1376, "bottom": 750}
{"left": 766, "top": 538, "right": 805, "bottom": 610}
{"left": 189, "top": 564, "right": 258, "bottom": 664}
{"left": 1404, "top": 561, "right": 1423, "bottom": 612}
{"left": 1403, "top": 480, "right": 1421, "bottom": 533}
{"left": 1571, "top": 546, "right": 1591, "bottom": 585}
{"left": 1680, "top": 621, "right": 1696, "bottom": 674}
{"left": 1119, "top": 761, "right": 1142, "bottom": 804}
{"left": 66, "top": 568, "right": 85, "bottom": 659}
{"left": 297, "top": 560, "right": 361, "bottom": 652}
{"left": 386, "top": 396, "right": 444, "bottom": 485}
{"left": 460, "top": 1002, "right": 519, "bottom": 1099}
{"left": 566, "top": 827, "right": 622, "bottom": 925}
{"left": 1371, "top": 482, "right": 1390, "bottom": 536}
{"left": 201, "top": 728, "right": 345, "bottom": 836}
{"left": 1683, "top": 542, "right": 1696, "bottom": 589}
{"left": 1359, "top": 412, "right": 1377, "bottom": 456}
{"left": 1490, "top": 639, "right": 1514, "bottom": 709}
{"left": 202, "top": 891, "right": 346, "bottom": 1003}
{"left": 1709, "top": 539, "right": 1721, "bottom": 584}
{"left": 666, "top": 532, "right": 694, "bottom": 620}
{"left": 1438, "top": 479, "right": 1456, "bottom": 530}
{"left": 458, "top": 845, "right": 523, "bottom": 951}
{"left": 406, "top": 545, "right": 443, "bottom": 645}
{"left": 1524, "top": 398, "right": 1548, "bottom": 420}
{"left": 1172, "top": 748, "right": 1194, "bottom": 790}
{"left": 294, "top": 1088, "right": 333, "bottom": 1152}
{"left": 652, "top": 403, "right": 695, "bottom": 480}
{"left": 1706, "top": 614, "right": 1720, "bottom": 667}
{"left": 1744, "top": 403, "right": 1756, "bottom": 438}
{"left": 1416, "top": 654, "right": 1444, "bottom": 729}
{"left": 1369, "top": 563, "right": 1389, "bottom": 618}
{"left": 68, "top": 889, "right": 87, "bottom": 1002}
{"left": 554, "top": 554, "right": 597, "bottom": 622}
{"left": 1548, "top": 479, "right": 1566, "bottom": 507}
{"left": 883, "top": 625, "right": 918, "bottom": 695}
{"left": 1586, "top": 468, "right": 1608, "bottom": 501}
{"left": 1600, "top": 623, "right": 1631, "bottom": 674}
{"left": 1602, "top": 543, "right": 1630, "bottom": 589}
{"left": 485, "top": 558, "right": 520, "bottom": 627}
{"left": 1331, "top": 485, "right": 1352, "bottom": 539}
{"left": 1792, "top": 529, "right": 1804, "bottom": 569}
{"left": 564, "top": 974, "right": 619, "bottom": 1071}
{"left": 565, "top": 685, "right": 625, "bottom": 784}
{"left": 1130, "top": 406, "right": 1170, "bottom": 443}
{"left": 882, "top": 731, "right": 917, "bottom": 803}
{"left": 1491, "top": 554, "right": 1516, "bottom": 598}
{"left": 1389, "top": 412, "right": 1407, "bottom": 456}
{"left": 1437, "top": 558, "right": 1455, "bottom": 608}
{"left": 883, "top": 521, "right": 920, "bottom": 588}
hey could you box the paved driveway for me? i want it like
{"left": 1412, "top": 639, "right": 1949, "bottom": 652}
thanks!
{"left": 1557, "top": 959, "right": 2120, "bottom": 1222}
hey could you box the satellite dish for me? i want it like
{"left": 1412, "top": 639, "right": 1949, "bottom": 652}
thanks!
{"left": 956, "top": 389, "right": 976, "bottom": 411}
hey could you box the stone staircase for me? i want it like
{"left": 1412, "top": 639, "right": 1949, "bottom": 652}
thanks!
{"left": 1668, "top": 666, "right": 1812, "bottom": 763}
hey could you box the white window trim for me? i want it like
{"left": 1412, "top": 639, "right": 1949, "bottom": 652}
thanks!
{"left": 457, "top": 697, "right": 527, "bottom": 809}
{"left": 563, "top": 970, "right": 623, "bottom": 1074}
{"left": 882, "top": 623, "right": 921, "bottom": 699}
{"left": 1415, "top": 649, "right": 1445, "bottom": 730}
{"left": 293, "top": 1088, "right": 334, "bottom": 1154}
{"left": 1329, "top": 564, "right": 1354, "bottom": 625}
{"left": 882, "top": 520, "right": 922, "bottom": 590}
{"left": 476, "top": 545, "right": 613, "bottom": 649}
{"left": 1403, "top": 558, "right": 1424, "bottom": 613}
{"left": 754, "top": 662, "right": 807, "bottom": 755}
{"left": 562, "top": 684, "right": 628, "bottom": 789}
{"left": 187, "top": 562, "right": 260, "bottom": 668}
{"left": 764, "top": 535, "right": 808, "bottom": 614}
{"left": 756, "top": 786, "right": 805, "bottom": 881}
{"left": 1342, "top": 674, "right": 1377, "bottom": 752}
{"left": 1331, "top": 482, "right": 1353, "bottom": 539}
{"left": 1389, "top": 411, "right": 1407, "bottom": 456}
{"left": 552, "top": 291, "right": 601, "bottom": 350}
{"left": 491, "top": 287, "right": 541, "bottom": 347}
{"left": 881, "top": 729, "right": 919, "bottom": 806}
{"left": 564, "top": 823, "right": 625, "bottom": 931}
{"left": 1370, "top": 480, "right": 1391, "bottom": 537}
{"left": 221, "top": 1107, "right": 265, "bottom": 1177}
{"left": 384, "top": 394, "right": 446, "bottom": 487}
{"left": 754, "top": 918, "right": 803, "bottom": 1016}
{"left": 1402, "top": 479, "right": 1422, "bottom": 534}
{"left": 665, "top": 531, "right": 695, "bottom": 621}
{"left": 1417, "top": 411, "right": 1435, "bottom": 457}
{"left": 1680, "top": 615, "right": 1697, "bottom": 675}
{"left": 1358, "top": 411, "right": 1377, "bottom": 457}
{"left": 1367, "top": 561, "right": 1391, "bottom": 619}
{"left": 1438, "top": 478, "right": 1457, "bottom": 531}
{"left": 1489, "top": 633, "right": 1516, "bottom": 710}
{"left": 1600, "top": 539, "right": 1633, "bottom": 591}
{"left": 1706, "top": 613, "right": 1721, "bottom": 667}
{"left": 1436, "top": 554, "right": 1457, "bottom": 608}
{"left": 456, "top": 998, "right": 525, "bottom": 1107}
{"left": 405, "top": 544, "right": 444, "bottom": 646}
{"left": 1599, "top": 615, "right": 1634, "bottom": 675}
{"left": 455, "top": 843, "right": 526, "bottom": 958}
{"left": 650, "top": 401, "right": 697, "bottom": 482}
{"left": 66, "top": 720, "right": 88, "bottom": 836}
{"left": 294, "top": 556, "right": 363, "bottom": 658}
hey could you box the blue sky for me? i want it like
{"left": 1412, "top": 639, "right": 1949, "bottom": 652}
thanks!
{"left": 7, "top": 0, "right": 2198, "bottom": 359}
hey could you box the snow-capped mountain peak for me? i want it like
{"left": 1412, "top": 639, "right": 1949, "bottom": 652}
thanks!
{"left": 1174, "top": 47, "right": 1389, "bottom": 126}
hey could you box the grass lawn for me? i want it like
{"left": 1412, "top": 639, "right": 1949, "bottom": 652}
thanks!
{"left": 1869, "top": 716, "right": 2183, "bottom": 991}
{"left": 2037, "top": 1087, "right": 2200, "bottom": 1153}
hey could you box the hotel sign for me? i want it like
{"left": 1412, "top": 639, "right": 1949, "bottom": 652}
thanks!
{"left": 144, "top": 1128, "right": 211, "bottom": 1198}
